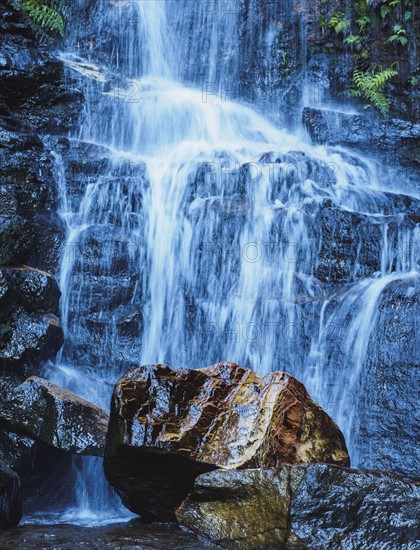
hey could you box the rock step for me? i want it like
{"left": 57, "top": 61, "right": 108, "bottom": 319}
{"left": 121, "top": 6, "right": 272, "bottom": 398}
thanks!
{"left": 177, "top": 464, "right": 420, "bottom": 550}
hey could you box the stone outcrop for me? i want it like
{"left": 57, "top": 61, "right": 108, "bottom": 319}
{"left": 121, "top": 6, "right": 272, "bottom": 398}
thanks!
{"left": 104, "top": 362, "right": 349, "bottom": 521}
{"left": 0, "top": 427, "right": 35, "bottom": 470}
{"left": 352, "top": 275, "right": 420, "bottom": 478}
{"left": 0, "top": 376, "right": 109, "bottom": 456}
{"left": 303, "top": 108, "right": 420, "bottom": 175}
{"left": 0, "top": 267, "right": 63, "bottom": 376}
{"left": 0, "top": 461, "right": 22, "bottom": 530}
{"left": 177, "top": 464, "right": 420, "bottom": 549}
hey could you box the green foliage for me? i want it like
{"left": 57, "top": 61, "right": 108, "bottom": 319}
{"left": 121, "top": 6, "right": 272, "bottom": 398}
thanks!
{"left": 319, "top": 15, "right": 328, "bottom": 34}
{"left": 328, "top": 12, "right": 350, "bottom": 34}
{"left": 380, "top": 0, "right": 401, "bottom": 19}
{"left": 348, "top": 66, "right": 398, "bottom": 116}
{"left": 344, "top": 35, "right": 361, "bottom": 45}
{"left": 356, "top": 16, "right": 371, "bottom": 31}
{"left": 322, "top": 0, "right": 415, "bottom": 115}
{"left": 10, "top": 0, "right": 66, "bottom": 39}
{"left": 388, "top": 25, "right": 408, "bottom": 46}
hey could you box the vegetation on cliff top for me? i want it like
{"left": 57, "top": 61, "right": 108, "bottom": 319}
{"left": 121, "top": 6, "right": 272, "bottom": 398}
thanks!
{"left": 9, "top": 0, "right": 66, "bottom": 40}
{"left": 322, "top": 0, "right": 417, "bottom": 117}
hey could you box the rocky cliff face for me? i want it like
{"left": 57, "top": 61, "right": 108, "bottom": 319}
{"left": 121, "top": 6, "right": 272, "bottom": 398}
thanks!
{"left": 0, "top": 1, "right": 81, "bottom": 382}
{"left": 0, "top": 0, "right": 418, "bottom": 533}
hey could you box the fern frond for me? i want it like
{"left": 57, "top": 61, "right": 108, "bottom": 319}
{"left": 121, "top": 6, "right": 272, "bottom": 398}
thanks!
{"left": 10, "top": 0, "right": 66, "bottom": 39}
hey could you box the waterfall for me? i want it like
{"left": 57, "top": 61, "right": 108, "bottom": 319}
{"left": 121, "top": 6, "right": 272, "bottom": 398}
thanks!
{"left": 35, "top": 0, "right": 418, "bottom": 524}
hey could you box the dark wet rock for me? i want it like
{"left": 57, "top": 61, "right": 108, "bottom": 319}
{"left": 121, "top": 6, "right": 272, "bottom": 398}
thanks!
{"left": 0, "top": 214, "right": 34, "bottom": 265}
{"left": 0, "top": 521, "right": 214, "bottom": 549}
{"left": 0, "top": 460, "right": 22, "bottom": 530}
{"left": 354, "top": 275, "right": 420, "bottom": 479}
{"left": 315, "top": 274, "right": 420, "bottom": 480}
{"left": 0, "top": 187, "right": 17, "bottom": 215}
{"left": 0, "top": 266, "right": 62, "bottom": 375}
{"left": 0, "top": 148, "right": 56, "bottom": 217}
{"left": 0, "top": 3, "right": 82, "bottom": 135}
{"left": 28, "top": 211, "right": 66, "bottom": 274}
{"left": 315, "top": 206, "right": 383, "bottom": 283}
{"left": 0, "top": 376, "right": 109, "bottom": 456}
{"left": 303, "top": 108, "right": 420, "bottom": 171}
{"left": 104, "top": 362, "right": 349, "bottom": 521}
{"left": 0, "top": 309, "right": 63, "bottom": 376}
{"left": 0, "top": 267, "right": 60, "bottom": 314}
{"left": 0, "top": 427, "right": 35, "bottom": 471}
{"left": 177, "top": 464, "right": 420, "bottom": 550}
{"left": 18, "top": 441, "right": 77, "bottom": 516}
{"left": 288, "top": 464, "right": 420, "bottom": 549}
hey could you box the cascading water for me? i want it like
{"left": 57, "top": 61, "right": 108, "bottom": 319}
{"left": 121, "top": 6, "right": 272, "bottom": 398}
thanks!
{"left": 31, "top": 0, "right": 418, "bottom": 524}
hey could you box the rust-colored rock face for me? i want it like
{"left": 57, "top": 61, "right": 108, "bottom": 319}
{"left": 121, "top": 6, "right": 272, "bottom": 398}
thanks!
{"left": 104, "top": 362, "right": 349, "bottom": 521}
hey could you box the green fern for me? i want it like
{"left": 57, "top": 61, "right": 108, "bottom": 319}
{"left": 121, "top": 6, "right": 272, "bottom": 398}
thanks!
{"left": 356, "top": 16, "right": 371, "bottom": 31}
{"left": 348, "top": 66, "right": 398, "bottom": 116}
{"left": 344, "top": 35, "right": 361, "bottom": 45}
{"left": 388, "top": 25, "right": 408, "bottom": 46}
{"left": 329, "top": 12, "right": 350, "bottom": 34}
{"left": 10, "top": 0, "right": 66, "bottom": 39}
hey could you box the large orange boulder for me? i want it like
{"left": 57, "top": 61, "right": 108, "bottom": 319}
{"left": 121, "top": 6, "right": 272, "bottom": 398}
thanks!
{"left": 104, "top": 362, "right": 349, "bottom": 521}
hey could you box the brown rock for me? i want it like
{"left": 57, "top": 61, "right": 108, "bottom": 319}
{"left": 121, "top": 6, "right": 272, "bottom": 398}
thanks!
{"left": 104, "top": 362, "right": 349, "bottom": 521}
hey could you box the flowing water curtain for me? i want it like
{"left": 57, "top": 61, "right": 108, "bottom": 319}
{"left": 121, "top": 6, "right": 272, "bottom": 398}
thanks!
{"left": 39, "top": 0, "right": 420, "bottom": 523}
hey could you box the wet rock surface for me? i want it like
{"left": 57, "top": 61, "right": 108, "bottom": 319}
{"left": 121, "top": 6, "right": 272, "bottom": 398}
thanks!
{"left": 354, "top": 275, "right": 420, "bottom": 478}
{"left": 0, "top": 267, "right": 62, "bottom": 376}
{"left": 303, "top": 107, "right": 420, "bottom": 172}
{"left": 0, "top": 428, "right": 35, "bottom": 471}
{"left": 0, "top": 376, "right": 109, "bottom": 456}
{"left": 0, "top": 521, "right": 213, "bottom": 549}
{"left": 0, "top": 461, "right": 22, "bottom": 530}
{"left": 177, "top": 464, "right": 420, "bottom": 549}
{"left": 104, "top": 362, "right": 349, "bottom": 521}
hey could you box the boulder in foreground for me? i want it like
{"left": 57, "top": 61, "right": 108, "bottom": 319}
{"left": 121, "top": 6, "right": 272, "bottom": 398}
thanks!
{"left": 0, "top": 461, "right": 22, "bottom": 530}
{"left": 104, "top": 362, "right": 349, "bottom": 521}
{"left": 0, "top": 376, "right": 109, "bottom": 456}
{"left": 177, "top": 464, "right": 420, "bottom": 549}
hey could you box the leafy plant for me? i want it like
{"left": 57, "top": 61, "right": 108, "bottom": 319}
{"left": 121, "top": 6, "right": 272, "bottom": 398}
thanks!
{"left": 348, "top": 65, "right": 398, "bottom": 116}
{"left": 344, "top": 35, "right": 361, "bottom": 45}
{"left": 380, "top": 0, "right": 400, "bottom": 19}
{"left": 328, "top": 12, "right": 350, "bottom": 34}
{"left": 319, "top": 15, "right": 328, "bottom": 34}
{"left": 388, "top": 25, "right": 408, "bottom": 46}
{"left": 356, "top": 16, "right": 371, "bottom": 31}
{"left": 10, "top": 0, "right": 66, "bottom": 39}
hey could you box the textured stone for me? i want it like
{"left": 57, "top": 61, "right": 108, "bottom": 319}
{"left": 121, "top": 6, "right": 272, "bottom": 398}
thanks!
{"left": 0, "top": 309, "right": 63, "bottom": 375}
{"left": 177, "top": 464, "right": 420, "bottom": 549}
{"left": 104, "top": 362, "right": 349, "bottom": 520}
{"left": 0, "top": 427, "right": 35, "bottom": 470}
{"left": 177, "top": 468, "right": 291, "bottom": 549}
{"left": 0, "top": 376, "right": 109, "bottom": 456}
{"left": 0, "top": 214, "right": 34, "bottom": 265}
{"left": 0, "top": 460, "right": 22, "bottom": 530}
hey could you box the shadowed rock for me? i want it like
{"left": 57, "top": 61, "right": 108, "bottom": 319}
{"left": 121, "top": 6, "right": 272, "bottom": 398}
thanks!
{"left": 0, "top": 377, "right": 109, "bottom": 456}
{"left": 0, "top": 461, "right": 22, "bottom": 530}
{"left": 177, "top": 464, "right": 420, "bottom": 549}
{"left": 104, "top": 362, "right": 349, "bottom": 521}
{"left": 0, "top": 427, "right": 35, "bottom": 470}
